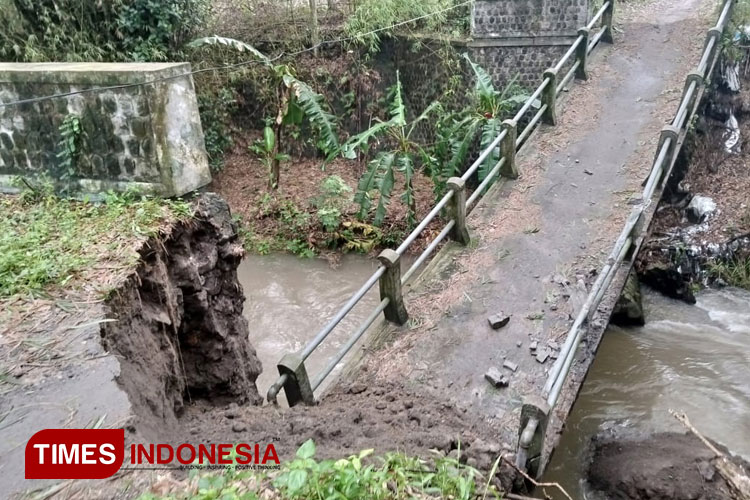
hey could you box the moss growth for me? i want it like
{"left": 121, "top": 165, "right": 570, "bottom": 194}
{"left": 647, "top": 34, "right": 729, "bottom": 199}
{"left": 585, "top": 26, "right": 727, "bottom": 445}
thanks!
{"left": 0, "top": 187, "right": 191, "bottom": 298}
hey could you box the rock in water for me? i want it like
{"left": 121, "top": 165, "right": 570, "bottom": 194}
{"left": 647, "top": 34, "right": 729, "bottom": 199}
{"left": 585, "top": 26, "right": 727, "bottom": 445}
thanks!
{"left": 611, "top": 271, "right": 645, "bottom": 326}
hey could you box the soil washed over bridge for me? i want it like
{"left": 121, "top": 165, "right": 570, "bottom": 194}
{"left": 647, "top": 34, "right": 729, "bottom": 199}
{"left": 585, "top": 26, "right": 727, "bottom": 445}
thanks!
{"left": 333, "top": 0, "right": 715, "bottom": 463}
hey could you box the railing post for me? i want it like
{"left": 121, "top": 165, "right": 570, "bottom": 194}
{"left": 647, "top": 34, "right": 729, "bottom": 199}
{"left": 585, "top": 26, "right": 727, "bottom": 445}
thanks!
{"left": 602, "top": 0, "right": 615, "bottom": 44}
{"left": 703, "top": 27, "right": 723, "bottom": 73}
{"left": 515, "top": 395, "right": 550, "bottom": 478}
{"left": 277, "top": 353, "right": 315, "bottom": 407}
{"left": 655, "top": 125, "right": 680, "bottom": 187}
{"left": 576, "top": 28, "right": 590, "bottom": 80}
{"left": 446, "top": 178, "right": 471, "bottom": 245}
{"left": 542, "top": 69, "right": 558, "bottom": 126}
{"left": 500, "top": 119, "right": 519, "bottom": 178}
{"left": 377, "top": 249, "right": 408, "bottom": 325}
{"left": 684, "top": 71, "right": 705, "bottom": 113}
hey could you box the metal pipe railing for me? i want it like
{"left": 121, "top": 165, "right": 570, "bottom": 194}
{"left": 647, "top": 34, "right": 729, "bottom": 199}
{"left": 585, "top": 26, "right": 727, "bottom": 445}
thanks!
{"left": 266, "top": 0, "right": 622, "bottom": 406}
{"left": 396, "top": 190, "right": 454, "bottom": 255}
{"left": 554, "top": 36, "right": 584, "bottom": 73}
{"left": 513, "top": 79, "right": 550, "bottom": 123}
{"left": 557, "top": 61, "right": 581, "bottom": 95}
{"left": 466, "top": 157, "right": 506, "bottom": 208}
{"left": 517, "top": 104, "right": 548, "bottom": 147}
{"left": 311, "top": 298, "right": 390, "bottom": 391}
{"left": 402, "top": 220, "right": 455, "bottom": 285}
{"left": 587, "top": 1, "right": 612, "bottom": 31}
{"left": 588, "top": 25, "right": 608, "bottom": 54}
{"left": 300, "top": 266, "right": 385, "bottom": 359}
{"left": 539, "top": 0, "right": 734, "bottom": 468}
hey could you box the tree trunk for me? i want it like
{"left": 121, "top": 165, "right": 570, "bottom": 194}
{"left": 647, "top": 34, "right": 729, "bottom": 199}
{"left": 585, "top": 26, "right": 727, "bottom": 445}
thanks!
{"left": 309, "top": 0, "right": 319, "bottom": 56}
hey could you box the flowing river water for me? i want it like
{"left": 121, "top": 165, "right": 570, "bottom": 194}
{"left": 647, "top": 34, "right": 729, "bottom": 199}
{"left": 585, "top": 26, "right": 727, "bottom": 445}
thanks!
{"left": 237, "top": 254, "right": 749, "bottom": 495}
{"left": 544, "top": 287, "right": 750, "bottom": 497}
{"left": 237, "top": 253, "right": 383, "bottom": 401}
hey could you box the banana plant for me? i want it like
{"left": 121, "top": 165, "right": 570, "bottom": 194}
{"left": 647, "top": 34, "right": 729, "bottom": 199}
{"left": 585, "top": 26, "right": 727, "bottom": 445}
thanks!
{"left": 432, "top": 54, "right": 533, "bottom": 194}
{"left": 341, "top": 71, "right": 440, "bottom": 228}
{"left": 189, "top": 36, "right": 339, "bottom": 189}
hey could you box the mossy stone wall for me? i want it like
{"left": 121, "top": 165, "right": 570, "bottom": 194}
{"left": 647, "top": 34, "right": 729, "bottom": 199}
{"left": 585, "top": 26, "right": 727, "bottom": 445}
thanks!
{"left": 0, "top": 62, "right": 211, "bottom": 197}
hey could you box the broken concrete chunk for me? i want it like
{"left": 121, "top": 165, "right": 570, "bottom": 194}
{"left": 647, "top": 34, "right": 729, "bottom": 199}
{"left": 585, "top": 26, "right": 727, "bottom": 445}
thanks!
{"left": 529, "top": 340, "right": 538, "bottom": 351}
{"left": 487, "top": 314, "right": 511, "bottom": 329}
{"left": 536, "top": 349, "right": 550, "bottom": 364}
{"left": 547, "top": 340, "right": 560, "bottom": 350}
{"left": 516, "top": 341, "right": 522, "bottom": 348}
{"left": 484, "top": 368, "right": 509, "bottom": 388}
{"left": 503, "top": 360, "right": 518, "bottom": 372}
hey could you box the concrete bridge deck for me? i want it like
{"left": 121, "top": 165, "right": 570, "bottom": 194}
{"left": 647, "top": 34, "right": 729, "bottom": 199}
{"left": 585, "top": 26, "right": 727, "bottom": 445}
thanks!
{"left": 341, "top": 0, "right": 713, "bottom": 466}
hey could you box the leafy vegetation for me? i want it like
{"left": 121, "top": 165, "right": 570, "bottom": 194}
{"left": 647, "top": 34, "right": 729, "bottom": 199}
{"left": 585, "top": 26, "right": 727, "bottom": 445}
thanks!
{"left": 342, "top": 72, "right": 440, "bottom": 228}
{"left": 190, "top": 36, "right": 339, "bottom": 188}
{"left": 432, "top": 55, "right": 530, "bottom": 193}
{"left": 0, "top": 0, "right": 208, "bottom": 62}
{"left": 345, "top": 0, "right": 470, "bottom": 52}
{"left": 138, "top": 440, "right": 503, "bottom": 500}
{"left": 0, "top": 181, "right": 191, "bottom": 298}
{"left": 708, "top": 257, "right": 750, "bottom": 290}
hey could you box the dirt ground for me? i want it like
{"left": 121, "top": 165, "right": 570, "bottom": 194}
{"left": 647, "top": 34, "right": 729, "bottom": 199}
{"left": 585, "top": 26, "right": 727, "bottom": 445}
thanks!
{"left": 588, "top": 432, "right": 749, "bottom": 500}
{"left": 212, "top": 139, "right": 444, "bottom": 255}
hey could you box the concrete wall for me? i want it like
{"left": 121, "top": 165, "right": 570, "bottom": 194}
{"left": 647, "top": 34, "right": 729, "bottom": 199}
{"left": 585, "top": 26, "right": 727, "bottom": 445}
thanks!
{"left": 470, "top": 0, "right": 588, "bottom": 85}
{"left": 0, "top": 62, "right": 211, "bottom": 197}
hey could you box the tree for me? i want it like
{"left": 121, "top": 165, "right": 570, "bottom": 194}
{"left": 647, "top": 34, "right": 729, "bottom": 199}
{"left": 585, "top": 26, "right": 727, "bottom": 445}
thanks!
{"left": 188, "top": 36, "right": 339, "bottom": 189}
{"left": 341, "top": 71, "right": 440, "bottom": 228}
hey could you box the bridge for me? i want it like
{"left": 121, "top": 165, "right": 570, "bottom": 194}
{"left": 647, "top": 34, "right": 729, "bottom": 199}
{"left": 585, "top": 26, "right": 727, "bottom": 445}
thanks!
{"left": 265, "top": 0, "right": 733, "bottom": 477}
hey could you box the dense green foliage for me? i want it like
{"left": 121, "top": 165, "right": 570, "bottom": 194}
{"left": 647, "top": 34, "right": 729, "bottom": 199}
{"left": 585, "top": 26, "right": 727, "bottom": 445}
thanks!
{"left": 0, "top": 0, "right": 209, "bottom": 62}
{"left": 0, "top": 183, "right": 191, "bottom": 298}
{"left": 708, "top": 257, "right": 750, "bottom": 290}
{"left": 138, "top": 440, "right": 502, "bottom": 500}
{"left": 345, "top": 0, "right": 470, "bottom": 52}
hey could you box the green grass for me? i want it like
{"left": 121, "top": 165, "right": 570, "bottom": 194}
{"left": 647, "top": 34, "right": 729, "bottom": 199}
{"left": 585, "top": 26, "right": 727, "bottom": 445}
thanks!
{"left": 0, "top": 188, "right": 191, "bottom": 299}
{"left": 138, "top": 440, "right": 503, "bottom": 500}
{"left": 708, "top": 257, "right": 750, "bottom": 290}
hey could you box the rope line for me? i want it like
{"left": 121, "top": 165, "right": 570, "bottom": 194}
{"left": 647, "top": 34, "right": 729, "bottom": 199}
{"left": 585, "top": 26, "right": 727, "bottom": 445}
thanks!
{"left": 0, "top": 0, "right": 473, "bottom": 109}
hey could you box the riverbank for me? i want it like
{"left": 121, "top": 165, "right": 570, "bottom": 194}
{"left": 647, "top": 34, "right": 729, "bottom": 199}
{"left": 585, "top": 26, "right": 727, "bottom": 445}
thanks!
{"left": 544, "top": 286, "right": 750, "bottom": 498}
{"left": 637, "top": 41, "right": 750, "bottom": 300}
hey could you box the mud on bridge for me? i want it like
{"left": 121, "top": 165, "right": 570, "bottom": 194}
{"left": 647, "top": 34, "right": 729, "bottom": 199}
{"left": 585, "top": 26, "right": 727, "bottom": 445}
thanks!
{"left": 0, "top": 0, "right": 737, "bottom": 497}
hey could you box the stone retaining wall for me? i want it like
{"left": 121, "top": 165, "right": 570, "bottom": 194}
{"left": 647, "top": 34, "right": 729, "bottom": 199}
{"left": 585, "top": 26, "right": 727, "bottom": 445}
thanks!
{"left": 0, "top": 62, "right": 211, "bottom": 197}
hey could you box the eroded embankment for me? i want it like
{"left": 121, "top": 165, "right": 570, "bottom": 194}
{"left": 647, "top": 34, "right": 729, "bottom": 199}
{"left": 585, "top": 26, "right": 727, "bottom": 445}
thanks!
{"left": 637, "top": 55, "right": 750, "bottom": 301}
{"left": 99, "top": 193, "right": 263, "bottom": 438}
{"left": 17, "top": 193, "right": 517, "bottom": 498}
{"left": 588, "top": 432, "right": 750, "bottom": 500}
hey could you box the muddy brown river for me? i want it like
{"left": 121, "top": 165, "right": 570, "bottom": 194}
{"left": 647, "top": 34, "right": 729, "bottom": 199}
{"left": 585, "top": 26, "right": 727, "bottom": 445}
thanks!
{"left": 237, "top": 254, "right": 383, "bottom": 402}
{"left": 544, "top": 287, "right": 750, "bottom": 497}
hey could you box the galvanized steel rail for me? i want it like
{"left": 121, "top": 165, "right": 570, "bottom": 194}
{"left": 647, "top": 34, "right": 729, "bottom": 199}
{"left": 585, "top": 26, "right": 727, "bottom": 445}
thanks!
{"left": 515, "top": 0, "right": 735, "bottom": 477}
{"left": 267, "top": 1, "right": 617, "bottom": 407}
